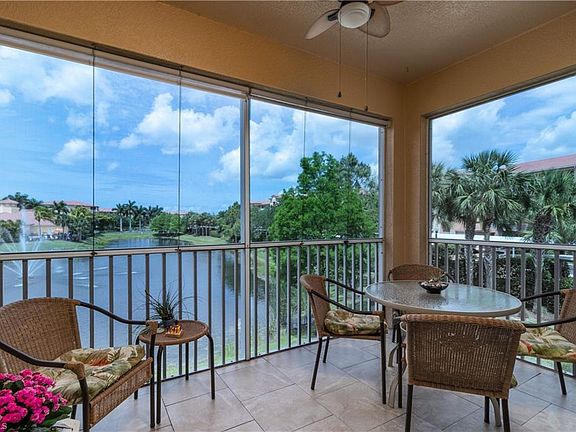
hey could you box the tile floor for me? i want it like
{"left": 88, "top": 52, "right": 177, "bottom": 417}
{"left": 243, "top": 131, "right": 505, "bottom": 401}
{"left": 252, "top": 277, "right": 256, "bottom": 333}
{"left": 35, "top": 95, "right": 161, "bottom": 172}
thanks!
{"left": 93, "top": 337, "right": 576, "bottom": 432}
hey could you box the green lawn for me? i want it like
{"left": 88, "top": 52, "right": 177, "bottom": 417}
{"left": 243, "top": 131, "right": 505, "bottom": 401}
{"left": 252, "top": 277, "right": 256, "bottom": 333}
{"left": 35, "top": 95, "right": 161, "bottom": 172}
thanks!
{"left": 0, "top": 232, "right": 228, "bottom": 253}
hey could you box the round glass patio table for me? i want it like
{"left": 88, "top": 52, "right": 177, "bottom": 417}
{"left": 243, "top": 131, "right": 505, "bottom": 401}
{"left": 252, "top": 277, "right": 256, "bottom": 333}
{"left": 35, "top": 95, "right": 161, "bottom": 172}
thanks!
{"left": 365, "top": 281, "right": 522, "bottom": 409}
{"left": 365, "top": 281, "right": 522, "bottom": 317}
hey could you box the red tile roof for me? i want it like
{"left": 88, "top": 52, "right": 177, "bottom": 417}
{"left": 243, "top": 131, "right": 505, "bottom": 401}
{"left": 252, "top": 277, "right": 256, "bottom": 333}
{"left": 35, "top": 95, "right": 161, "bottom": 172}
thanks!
{"left": 517, "top": 154, "right": 576, "bottom": 173}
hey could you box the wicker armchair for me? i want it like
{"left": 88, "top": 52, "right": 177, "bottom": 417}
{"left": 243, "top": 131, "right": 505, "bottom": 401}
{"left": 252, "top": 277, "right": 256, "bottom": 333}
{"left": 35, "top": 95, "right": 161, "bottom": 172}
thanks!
{"left": 518, "top": 289, "right": 576, "bottom": 395}
{"left": 387, "top": 263, "right": 453, "bottom": 282}
{"left": 0, "top": 298, "right": 158, "bottom": 431}
{"left": 300, "top": 274, "right": 388, "bottom": 404}
{"left": 401, "top": 314, "right": 525, "bottom": 432}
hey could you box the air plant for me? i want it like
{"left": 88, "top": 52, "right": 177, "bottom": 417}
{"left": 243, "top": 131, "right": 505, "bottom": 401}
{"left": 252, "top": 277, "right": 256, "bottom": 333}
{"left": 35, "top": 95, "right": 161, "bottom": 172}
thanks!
{"left": 146, "top": 289, "right": 186, "bottom": 328}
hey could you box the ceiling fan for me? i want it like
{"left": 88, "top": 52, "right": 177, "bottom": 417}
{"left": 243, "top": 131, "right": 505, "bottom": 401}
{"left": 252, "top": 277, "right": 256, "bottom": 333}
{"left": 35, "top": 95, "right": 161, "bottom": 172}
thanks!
{"left": 305, "top": 1, "right": 400, "bottom": 39}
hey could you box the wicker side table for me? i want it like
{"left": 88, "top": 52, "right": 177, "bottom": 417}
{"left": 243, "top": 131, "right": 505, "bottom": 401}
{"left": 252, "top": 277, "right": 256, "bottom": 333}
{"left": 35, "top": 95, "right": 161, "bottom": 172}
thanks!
{"left": 139, "top": 320, "right": 215, "bottom": 425}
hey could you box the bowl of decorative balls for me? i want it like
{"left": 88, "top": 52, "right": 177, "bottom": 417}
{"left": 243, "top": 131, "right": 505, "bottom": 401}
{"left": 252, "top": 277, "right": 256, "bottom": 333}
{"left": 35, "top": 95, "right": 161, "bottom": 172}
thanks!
{"left": 419, "top": 273, "right": 450, "bottom": 294}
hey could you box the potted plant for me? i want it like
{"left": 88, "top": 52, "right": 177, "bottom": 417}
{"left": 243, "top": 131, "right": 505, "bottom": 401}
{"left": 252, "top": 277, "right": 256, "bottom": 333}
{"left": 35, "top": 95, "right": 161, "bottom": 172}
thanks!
{"left": 0, "top": 369, "right": 71, "bottom": 431}
{"left": 146, "top": 289, "right": 183, "bottom": 329}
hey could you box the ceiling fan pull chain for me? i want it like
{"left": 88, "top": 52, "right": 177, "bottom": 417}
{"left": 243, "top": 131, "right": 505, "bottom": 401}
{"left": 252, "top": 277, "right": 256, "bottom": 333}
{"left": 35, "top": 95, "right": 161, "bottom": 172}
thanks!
{"left": 364, "top": 21, "right": 369, "bottom": 111}
{"left": 338, "top": 23, "right": 342, "bottom": 98}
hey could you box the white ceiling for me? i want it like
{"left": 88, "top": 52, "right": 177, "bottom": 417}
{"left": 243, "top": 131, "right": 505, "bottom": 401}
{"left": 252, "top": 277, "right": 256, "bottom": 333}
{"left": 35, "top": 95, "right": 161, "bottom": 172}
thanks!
{"left": 167, "top": 1, "right": 576, "bottom": 84}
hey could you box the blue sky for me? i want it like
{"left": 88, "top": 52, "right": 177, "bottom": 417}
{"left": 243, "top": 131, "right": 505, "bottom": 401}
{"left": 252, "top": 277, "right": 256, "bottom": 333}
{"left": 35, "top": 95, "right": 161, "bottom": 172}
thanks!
{"left": 0, "top": 45, "right": 379, "bottom": 214}
{"left": 432, "top": 74, "right": 576, "bottom": 168}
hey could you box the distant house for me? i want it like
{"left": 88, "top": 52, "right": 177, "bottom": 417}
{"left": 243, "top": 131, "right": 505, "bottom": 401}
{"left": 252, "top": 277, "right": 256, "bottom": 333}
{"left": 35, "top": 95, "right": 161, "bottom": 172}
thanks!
{"left": 251, "top": 194, "right": 281, "bottom": 208}
{"left": 516, "top": 154, "right": 576, "bottom": 174}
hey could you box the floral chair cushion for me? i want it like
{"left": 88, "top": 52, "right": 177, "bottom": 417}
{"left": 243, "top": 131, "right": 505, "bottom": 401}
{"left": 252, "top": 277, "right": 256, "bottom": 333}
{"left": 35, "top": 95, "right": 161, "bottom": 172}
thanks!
{"left": 518, "top": 327, "right": 576, "bottom": 362}
{"left": 39, "top": 345, "right": 145, "bottom": 405}
{"left": 324, "top": 309, "right": 380, "bottom": 336}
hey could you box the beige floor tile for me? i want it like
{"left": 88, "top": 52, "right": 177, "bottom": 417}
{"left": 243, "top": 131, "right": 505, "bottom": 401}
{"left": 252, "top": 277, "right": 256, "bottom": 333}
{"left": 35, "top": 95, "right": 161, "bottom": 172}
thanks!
{"left": 265, "top": 348, "right": 317, "bottom": 371}
{"left": 217, "top": 358, "right": 269, "bottom": 375}
{"left": 243, "top": 385, "right": 331, "bottom": 432}
{"left": 282, "top": 360, "right": 358, "bottom": 396}
{"left": 161, "top": 370, "right": 228, "bottom": 405}
{"left": 91, "top": 393, "right": 170, "bottom": 432}
{"left": 324, "top": 341, "right": 378, "bottom": 369}
{"left": 516, "top": 372, "right": 576, "bottom": 412}
{"left": 225, "top": 420, "right": 265, "bottom": 432}
{"left": 219, "top": 360, "right": 293, "bottom": 401}
{"left": 370, "top": 414, "right": 440, "bottom": 432}
{"left": 513, "top": 360, "right": 547, "bottom": 385}
{"left": 316, "top": 382, "right": 400, "bottom": 431}
{"left": 167, "top": 388, "right": 252, "bottom": 432}
{"left": 343, "top": 357, "right": 397, "bottom": 396}
{"left": 523, "top": 404, "right": 576, "bottom": 432}
{"left": 296, "top": 415, "right": 352, "bottom": 431}
{"left": 508, "top": 388, "right": 551, "bottom": 425}
{"left": 443, "top": 408, "right": 510, "bottom": 432}
{"left": 408, "top": 386, "right": 480, "bottom": 430}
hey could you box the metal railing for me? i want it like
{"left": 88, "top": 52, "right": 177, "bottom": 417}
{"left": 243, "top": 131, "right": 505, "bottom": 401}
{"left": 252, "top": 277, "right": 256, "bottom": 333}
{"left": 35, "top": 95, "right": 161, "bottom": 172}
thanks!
{"left": 0, "top": 238, "right": 383, "bottom": 378}
{"left": 429, "top": 238, "right": 576, "bottom": 377}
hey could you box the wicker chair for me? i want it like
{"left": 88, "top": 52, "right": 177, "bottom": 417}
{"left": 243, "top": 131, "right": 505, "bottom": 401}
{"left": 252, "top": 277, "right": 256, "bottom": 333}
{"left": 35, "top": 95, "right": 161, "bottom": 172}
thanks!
{"left": 387, "top": 263, "right": 453, "bottom": 282}
{"left": 518, "top": 289, "right": 576, "bottom": 395}
{"left": 300, "top": 274, "right": 388, "bottom": 404}
{"left": 401, "top": 314, "right": 525, "bottom": 432}
{"left": 0, "top": 298, "right": 158, "bottom": 431}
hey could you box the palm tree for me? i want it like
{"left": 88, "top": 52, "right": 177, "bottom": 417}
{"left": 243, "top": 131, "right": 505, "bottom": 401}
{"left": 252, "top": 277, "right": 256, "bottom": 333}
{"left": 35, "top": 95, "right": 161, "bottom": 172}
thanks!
{"left": 451, "top": 150, "right": 525, "bottom": 241}
{"left": 33, "top": 206, "right": 53, "bottom": 237}
{"left": 114, "top": 203, "right": 126, "bottom": 232}
{"left": 51, "top": 201, "right": 69, "bottom": 234}
{"left": 4, "top": 192, "right": 30, "bottom": 210}
{"left": 125, "top": 200, "right": 137, "bottom": 231}
{"left": 430, "top": 163, "right": 456, "bottom": 235}
{"left": 526, "top": 170, "right": 576, "bottom": 243}
{"left": 134, "top": 205, "right": 147, "bottom": 231}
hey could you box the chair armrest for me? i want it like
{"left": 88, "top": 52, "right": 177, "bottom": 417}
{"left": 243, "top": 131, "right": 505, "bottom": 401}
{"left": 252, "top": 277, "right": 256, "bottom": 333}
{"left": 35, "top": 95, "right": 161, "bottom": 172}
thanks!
{"left": 79, "top": 301, "right": 155, "bottom": 326}
{"left": 0, "top": 339, "right": 68, "bottom": 370}
{"left": 325, "top": 278, "right": 366, "bottom": 296}
{"left": 523, "top": 315, "right": 576, "bottom": 328}
{"left": 0, "top": 339, "right": 85, "bottom": 380}
{"left": 521, "top": 291, "right": 563, "bottom": 302}
{"left": 308, "top": 290, "right": 386, "bottom": 322}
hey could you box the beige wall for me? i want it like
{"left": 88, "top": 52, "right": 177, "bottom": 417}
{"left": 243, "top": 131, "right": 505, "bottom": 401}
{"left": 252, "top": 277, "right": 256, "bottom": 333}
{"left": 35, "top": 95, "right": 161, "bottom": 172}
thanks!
{"left": 402, "top": 10, "right": 576, "bottom": 265}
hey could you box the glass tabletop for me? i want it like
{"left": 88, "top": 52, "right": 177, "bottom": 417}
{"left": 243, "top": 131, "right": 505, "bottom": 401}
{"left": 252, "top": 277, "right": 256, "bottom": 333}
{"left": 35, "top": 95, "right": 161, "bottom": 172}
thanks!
{"left": 365, "top": 281, "right": 522, "bottom": 317}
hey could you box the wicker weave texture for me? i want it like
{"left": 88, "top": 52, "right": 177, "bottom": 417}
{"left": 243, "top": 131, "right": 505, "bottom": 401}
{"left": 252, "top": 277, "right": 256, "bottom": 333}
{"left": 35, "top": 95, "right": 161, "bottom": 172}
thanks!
{"left": 387, "top": 264, "right": 444, "bottom": 281}
{"left": 89, "top": 358, "right": 152, "bottom": 426}
{"left": 0, "top": 298, "right": 81, "bottom": 373}
{"left": 557, "top": 289, "right": 576, "bottom": 345}
{"left": 300, "top": 275, "right": 331, "bottom": 337}
{"left": 402, "top": 314, "right": 524, "bottom": 399}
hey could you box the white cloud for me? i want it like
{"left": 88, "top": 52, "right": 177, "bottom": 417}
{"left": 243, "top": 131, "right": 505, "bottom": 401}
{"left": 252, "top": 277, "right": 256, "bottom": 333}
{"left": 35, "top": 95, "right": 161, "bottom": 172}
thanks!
{"left": 0, "top": 88, "right": 13, "bottom": 106}
{"left": 117, "top": 93, "right": 240, "bottom": 155}
{"left": 107, "top": 161, "right": 119, "bottom": 171}
{"left": 521, "top": 111, "right": 576, "bottom": 161}
{"left": 66, "top": 111, "right": 91, "bottom": 132}
{"left": 53, "top": 139, "right": 92, "bottom": 165}
{"left": 0, "top": 45, "right": 113, "bottom": 107}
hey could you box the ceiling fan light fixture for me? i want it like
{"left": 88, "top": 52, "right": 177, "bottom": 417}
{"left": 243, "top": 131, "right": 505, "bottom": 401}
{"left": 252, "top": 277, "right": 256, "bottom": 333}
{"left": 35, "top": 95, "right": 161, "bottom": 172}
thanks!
{"left": 338, "top": 2, "right": 371, "bottom": 29}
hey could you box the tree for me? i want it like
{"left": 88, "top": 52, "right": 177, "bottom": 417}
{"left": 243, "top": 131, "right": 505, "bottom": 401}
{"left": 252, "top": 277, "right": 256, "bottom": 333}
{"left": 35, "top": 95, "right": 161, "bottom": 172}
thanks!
{"left": 3, "top": 192, "right": 40, "bottom": 210}
{"left": 430, "top": 163, "right": 456, "bottom": 234}
{"left": 51, "top": 201, "right": 69, "bottom": 234}
{"left": 33, "top": 206, "right": 53, "bottom": 237}
{"left": 0, "top": 220, "right": 22, "bottom": 243}
{"left": 444, "top": 150, "right": 525, "bottom": 240}
{"left": 526, "top": 170, "right": 576, "bottom": 243}
{"left": 134, "top": 205, "right": 147, "bottom": 231}
{"left": 114, "top": 203, "right": 126, "bottom": 232}
{"left": 125, "top": 200, "right": 137, "bottom": 231}
{"left": 150, "top": 213, "right": 182, "bottom": 236}
{"left": 216, "top": 203, "right": 241, "bottom": 242}
{"left": 269, "top": 152, "right": 377, "bottom": 241}
{"left": 68, "top": 207, "right": 92, "bottom": 241}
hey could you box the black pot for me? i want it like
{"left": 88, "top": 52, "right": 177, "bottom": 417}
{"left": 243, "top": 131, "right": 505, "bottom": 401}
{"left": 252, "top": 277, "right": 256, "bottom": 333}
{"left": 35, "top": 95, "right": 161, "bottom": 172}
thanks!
{"left": 161, "top": 318, "right": 178, "bottom": 328}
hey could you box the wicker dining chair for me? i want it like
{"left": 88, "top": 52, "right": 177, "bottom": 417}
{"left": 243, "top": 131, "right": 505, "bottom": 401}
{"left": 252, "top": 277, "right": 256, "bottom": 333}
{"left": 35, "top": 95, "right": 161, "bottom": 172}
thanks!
{"left": 0, "top": 298, "right": 158, "bottom": 431}
{"left": 387, "top": 263, "right": 453, "bottom": 282}
{"left": 401, "top": 314, "right": 525, "bottom": 432}
{"left": 300, "top": 274, "right": 388, "bottom": 403}
{"left": 518, "top": 289, "right": 576, "bottom": 395}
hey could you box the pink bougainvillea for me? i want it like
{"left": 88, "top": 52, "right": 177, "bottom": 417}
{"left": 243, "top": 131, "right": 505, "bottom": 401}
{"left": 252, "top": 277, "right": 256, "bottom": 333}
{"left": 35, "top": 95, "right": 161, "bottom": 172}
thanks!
{"left": 0, "top": 370, "right": 70, "bottom": 431}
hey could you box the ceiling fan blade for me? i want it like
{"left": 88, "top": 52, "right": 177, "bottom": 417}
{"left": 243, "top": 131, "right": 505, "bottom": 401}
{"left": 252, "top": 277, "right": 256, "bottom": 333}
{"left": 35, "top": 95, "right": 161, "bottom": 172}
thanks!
{"left": 305, "top": 9, "right": 339, "bottom": 39}
{"left": 374, "top": 1, "right": 402, "bottom": 6}
{"left": 359, "top": 4, "right": 391, "bottom": 38}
